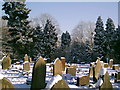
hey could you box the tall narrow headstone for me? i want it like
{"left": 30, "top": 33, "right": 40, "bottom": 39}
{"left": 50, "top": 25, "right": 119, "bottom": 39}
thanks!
{"left": 109, "top": 59, "right": 113, "bottom": 68}
{"left": 61, "top": 57, "right": 66, "bottom": 71}
{"left": 31, "top": 56, "right": 46, "bottom": 89}
{"left": 2, "top": 55, "right": 11, "bottom": 69}
{"left": 24, "top": 54, "right": 29, "bottom": 62}
{"left": 53, "top": 58, "right": 62, "bottom": 76}
{"left": 95, "top": 57, "right": 103, "bottom": 80}
{"left": 100, "top": 71, "right": 113, "bottom": 89}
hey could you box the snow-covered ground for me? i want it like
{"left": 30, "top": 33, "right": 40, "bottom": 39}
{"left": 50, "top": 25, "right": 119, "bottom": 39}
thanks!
{"left": 1, "top": 63, "right": 120, "bottom": 89}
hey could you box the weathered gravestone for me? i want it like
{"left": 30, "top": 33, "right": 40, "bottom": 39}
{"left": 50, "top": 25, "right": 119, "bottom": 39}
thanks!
{"left": 61, "top": 57, "right": 66, "bottom": 71}
{"left": 77, "top": 75, "right": 89, "bottom": 86}
{"left": 115, "top": 71, "right": 120, "bottom": 82}
{"left": 53, "top": 58, "right": 62, "bottom": 76}
{"left": 23, "top": 61, "right": 30, "bottom": 71}
{"left": 0, "top": 74, "right": 15, "bottom": 90}
{"left": 100, "top": 71, "right": 113, "bottom": 89}
{"left": 113, "top": 65, "right": 119, "bottom": 70}
{"left": 89, "top": 62, "right": 95, "bottom": 77}
{"left": 2, "top": 55, "right": 11, "bottom": 69}
{"left": 109, "top": 59, "right": 113, "bottom": 68}
{"left": 104, "top": 63, "right": 108, "bottom": 68}
{"left": 29, "top": 57, "right": 32, "bottom": 63}
{"left": 24, "top": 54, "right": 29, "bottom": 62}
{"left": 95, "top": 57, "right": 103, "bottom": 80}
{"left": 46, "top": 75, "right": 70, "bottom": 90}
{"left": 31, "top": 56, "right": 46, "bottom": 89}
{"left": 66, "top": 67, "right": 76, "bottom": 76}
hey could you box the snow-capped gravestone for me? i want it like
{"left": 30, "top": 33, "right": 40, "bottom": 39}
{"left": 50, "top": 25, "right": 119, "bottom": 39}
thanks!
{"left": 66, "top": 67, "right": 76, "bottom": 76}
{"left": 24, "top": 54, "right": 29, "bottom": 62}
{"left": 77, "top": 75, "right": 89, "bottom": 86}
{"left": 104, "top": 63, "right": 108, "bottom": 68}
{"left": 112, "top": 65, "right": 119, "bottom": 70}
{"left": 31, "top": 56, "right": 46, "bottom": 89}
{"left": 109, "top": 59, "right": 113, "bottom": 68}
{"left": 23, "top": 61, "right": 30, "bottom": 71}
{"left": 100, "top": 71, "right": 113, "bottom": 89}
{"left": 53, "top": 58, "right": 62, "bottom": 76}
{"left": 45, "top": 75, "right": 70, "bottom": 89}
{"left": 2, "top": 55, "right": 11, "bottom": 69}
{"left": 61, "top": 57, "right": 66, "bottom": 71}
{"left": 0, "top": 74, "right": 15, "bottom": 90}
{"left": 95, "top": 57, "right": 103, "bottom": 80}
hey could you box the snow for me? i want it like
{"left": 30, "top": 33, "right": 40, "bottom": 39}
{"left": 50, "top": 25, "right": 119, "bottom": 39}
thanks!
{"left": 99, "top": 68, "right": 107, "bottom": 76}
{"left": 45, "top": 75, "right": 62, "bottom": 89}
{"left": 95, "top": 78, "right": 103, "bottom": 88}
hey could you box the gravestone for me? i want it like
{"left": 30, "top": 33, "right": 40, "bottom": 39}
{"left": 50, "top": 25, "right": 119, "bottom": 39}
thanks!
{"left": 77, "top": 75, "right": 89, "bottom": 86}
{"left": 24, "top": 54, "right": 29, "bottom": 62}
{"left": 53, "top": 58, "right": 62, "bottom": 76}
{"left": 1, "top": 77, "right": 15, "bottom": 90}
{"left": 95, "top": 57, "right": 103, "bottom": 80}
{"left": 46, "top": 75, "right": 70, "bottom": 89}
{"left": 66, "top": 67, "right": 76, "bottom": 76}
{"left": 31, "top": 56, "right": 46, "bottom": 89}
{"left": 100, "top": 71, "right": 113, "bottom": 89}
{"left": 89, "top": 62, "right": 95, "bottom": 77}
{"left": 23, "top": 61, "right": 30, "bottom": 71}
{"left": 109, "top": 59, "right": 113, "bottom": 68}
{"left": 2, "top": 55, "right": 11, "bottom": 69}
{"left": 61, "top": 57, "right": 66, "bottom": 71}
{"left": 29, "top": 57, "right": 32, "bottom": 63}
{"left": 104, "top": 63, "right": 108, "bottom": 68}
{"left": 115, "top": 71, "right": 120, "bottom": 82}
{"left": 113, "top": 65, "right": 119, "bottom": 70}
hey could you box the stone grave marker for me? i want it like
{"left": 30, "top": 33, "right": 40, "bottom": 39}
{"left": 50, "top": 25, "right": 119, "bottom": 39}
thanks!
{"left": 89, "top": 62, "right": 95, "bottom": 77}
{"left": 24, "top": 54, "right": 29, "bottom": 62}
{"left": 23, "top": 61, "right": 30, "bottom": 71}
{"left": 77, "top": 75, "right": 89, "bottom": 86}
{"left": 46, "top": 75, "right": 70, "bottom": 89}
{"left": 95, "top": 57, "right": 103, "bottom": 80}
{"left": 2, "top": 55, "right": 11, "bottom": 69}
{"left": 100, "top": 71, "right": 113, "bottom": 89}
{"left": 29, "top": 57, "right": 32, "bottom": 63}
{"left": 61, "top": 57, "right": 66, "bottom": 71}
{"left": 109, "top": 59, "right": 113, "bottom": 68}
{"left": 66, "top": 67, "right": 76, "bottom": 76}
{"left": 31, "top": 56, "right": 46, "bottom": 89}
{"left": 113, "top": 65, "right": 119, "bottom": 70}
{"left": 115, "top": 71, "right": 120, "bottom": 82}
{"left": 53, "top": 58, "right": 63, "bottom": 76}
{"left": 104, "top": 63, "right": 108, "bottom": 68}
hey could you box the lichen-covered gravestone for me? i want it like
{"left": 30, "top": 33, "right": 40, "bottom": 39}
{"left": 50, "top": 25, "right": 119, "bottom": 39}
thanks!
{"left": 2, "top": 55, "right": 12, "bottom": 69}
{"left": 95, "top": 57, "right": 103, "bottom": 80}
{"left": 24, "top": 54, "right": 29, "bottom": 62}
{"left": 66, "top": 67, "right": 76, "bottom": 76}
{"left": 31, "top": 56, "right": 46, "bottom": 89}
{"left": 53, "top": 58, "right": 63, "bottom": 76}
{"left": 109, "top": 59, "right": 113, "bottom": 68}
{"left": 45, "top": 75, "right": 70, "bottom": 90}
{"left": 23, "top": 61, "right": 30, "bottom": 71}
{"left": 61, "top": 57, "right": 66, "bottom": 71}
{"left": 100, "top": 71, "right": 113, "bottom": 89}
{"left": 0, "top": 74, "right": 15, "bottom": 90}
{"left": 77, "top": 75, "right": 89, "bottom": 86}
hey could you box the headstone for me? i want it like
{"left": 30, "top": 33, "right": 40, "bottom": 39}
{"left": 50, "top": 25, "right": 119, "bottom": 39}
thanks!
{"left": 45, "top": 75, "right": 70, "bottom": 89}
{"left": 2, "top": 55, "right": 11, "bottom": 69}
{"left": 24, "top": 54, "right": 29, "bottom": 62}
{"left": 77, "top": 75, "right": 89, "bottom": 86}
{"left": 115, "top": 71, "right": 120, "bottom": 82}
{"left": 29, "top": 57, "right": 32, "bottom": 63}
{"left": 66, "top": 67, "right": 76, "bottom": 76}
{"left": 104, "top": 63, "right": 108, "bottom": 68}
{"left": 53, "top": 58, "right": 62, "bottom": 76}
{"left": 95, "top": 57, "right": 103, "bottom": 80}
{"left": 61, "top": 57, "right": 66, "bottom": 71}
{"left": 100, "top": 71, "right": 113, "bottom": 89}
{"left": 89, "top": 62, "right": 95, "bottom": 77}
{"left": 31, "top": 56, "right": 46, "bottom": 89}
{"left": 23, "top": 61, "right": 30, "bottom": 71}
{"left": 112, "top": 65, "right": 119, "bottom": 70}
{"left": 2, "top": 77, "right": 15, "bottom": 89}
{"left": 109, "top": 59, "right": 113, "bottom": 68}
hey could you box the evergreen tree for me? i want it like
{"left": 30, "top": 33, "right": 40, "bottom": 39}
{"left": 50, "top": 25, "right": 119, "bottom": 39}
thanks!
{"left": 93, "top": 16, "right": 106, "bottom": 58}
{"left": 61, "top": 31, "right": 71, "bottom": 49}
{"left": 2, "top": 1, "right": 32, "bottom": 59}
{"left": 105, "top": 18, "right": 115, "bottom": 60}
{"left": 42, "top": 20, "right": 58, "bottom": 62}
